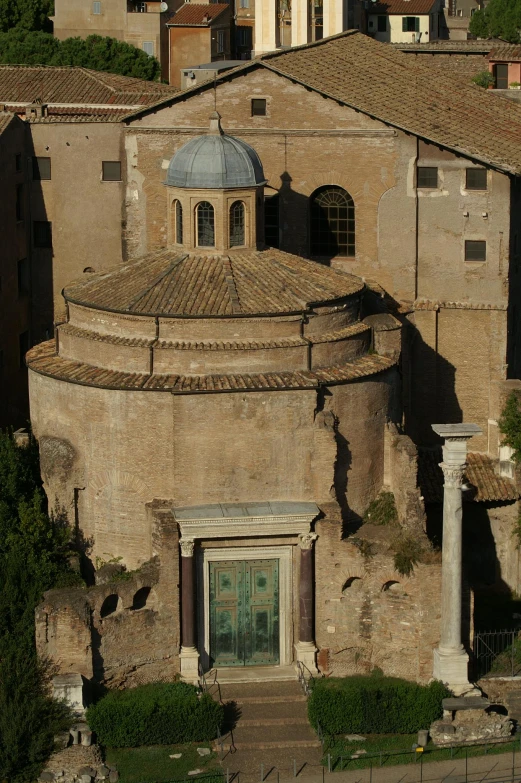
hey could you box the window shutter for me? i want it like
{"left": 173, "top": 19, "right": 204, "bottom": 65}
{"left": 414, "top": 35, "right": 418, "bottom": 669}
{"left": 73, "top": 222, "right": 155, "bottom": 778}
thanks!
{"left": 402, "top": 16, "right": 407, "bottom": 30}
{"left": 415, "top": 16, "right": 420, "bottom": 30}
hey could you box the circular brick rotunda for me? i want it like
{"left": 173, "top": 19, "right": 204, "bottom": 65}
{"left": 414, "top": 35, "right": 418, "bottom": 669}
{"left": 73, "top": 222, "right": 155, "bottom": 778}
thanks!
{"left": 27, "top": 115, "right": 401, "bottom": 681}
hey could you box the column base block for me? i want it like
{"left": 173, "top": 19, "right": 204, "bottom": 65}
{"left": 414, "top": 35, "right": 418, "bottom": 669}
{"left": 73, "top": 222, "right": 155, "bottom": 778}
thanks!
{"left": 433, "top": 647, "right": 474, "bottom": 693}
{"left": 295, "top": 641, "right": 318, "bottom": 674}
{"left": 179, "top": 646, "right": 200, "bottom": 685}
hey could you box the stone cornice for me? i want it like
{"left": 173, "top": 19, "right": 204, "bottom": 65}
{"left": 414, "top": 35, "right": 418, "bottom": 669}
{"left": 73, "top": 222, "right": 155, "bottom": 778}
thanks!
{"left": 177, "top": 513, "right": 317, "bottom": 540}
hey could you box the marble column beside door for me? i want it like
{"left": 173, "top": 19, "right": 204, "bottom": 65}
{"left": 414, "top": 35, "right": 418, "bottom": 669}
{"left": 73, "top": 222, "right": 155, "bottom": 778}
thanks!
{"left": 295, "top": 532, "right": 318, "bottom": 673}
{"left": 432, "top": 423, "right": 482, "bottom": 694}
{"left": 179, "top": 537, "right": 199, "bottom": 684}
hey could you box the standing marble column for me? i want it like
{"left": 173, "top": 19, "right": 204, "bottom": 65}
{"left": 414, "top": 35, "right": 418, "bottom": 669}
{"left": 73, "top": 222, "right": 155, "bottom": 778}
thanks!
{"left": 432, "top": 424, "right": 482, "bottom": 693}
{"left": 295, "top": 532, "right": 318, "bottom": 673}
{"left": 179, "top": 538, "right": 199, "bottom": 684}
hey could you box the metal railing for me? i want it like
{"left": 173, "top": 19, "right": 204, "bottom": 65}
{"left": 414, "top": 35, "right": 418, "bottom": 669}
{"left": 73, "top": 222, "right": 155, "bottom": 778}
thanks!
{"left": 474, "top": 629, "right": 521, "bottom": 679}
{"left": 296, "top": 660, "right": 319, "bottom": 697}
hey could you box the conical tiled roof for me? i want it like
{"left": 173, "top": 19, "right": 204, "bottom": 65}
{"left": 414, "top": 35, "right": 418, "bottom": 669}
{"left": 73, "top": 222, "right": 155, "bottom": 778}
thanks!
{"left": 64, "top": 248, "right": 363, "bottom": 317}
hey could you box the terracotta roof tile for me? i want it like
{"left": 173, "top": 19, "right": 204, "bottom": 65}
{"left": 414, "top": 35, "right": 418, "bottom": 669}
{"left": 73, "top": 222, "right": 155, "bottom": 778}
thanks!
{"left": 489, "top": 45, "right": 521, "bottom": 62}
{"left": 0, "top": 65, "right": 177, "bottom": 107}
{"left": 131, "top": 32, "right": 521, "bottom": 175}
{"left": 27, "top": 340, "right": 396, "bottom": 392}
{"left": 418, "top": 447, "right": 520, "bottom": 503}
{"left": 371, "top": 0, "right": 437, "bottom": 14}
{"left": 395, "top": 40, "right": 504, "bottom": 52}
{"left": 167, "top": 3, "right": 228, "bottom": 25}
{"left": 64, "top": 249, "right": 364, "bottom": 317}
{"left": 260, "top": 32, "right": 521, "bottom": 175}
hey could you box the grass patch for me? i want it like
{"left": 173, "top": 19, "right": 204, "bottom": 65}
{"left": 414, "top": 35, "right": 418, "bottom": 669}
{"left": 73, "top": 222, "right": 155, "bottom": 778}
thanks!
{"left": 323, "top": 735, "right": 519, "bottom": 771}
{"left": 105, "top": 742, "right": 222, "bottom": 783}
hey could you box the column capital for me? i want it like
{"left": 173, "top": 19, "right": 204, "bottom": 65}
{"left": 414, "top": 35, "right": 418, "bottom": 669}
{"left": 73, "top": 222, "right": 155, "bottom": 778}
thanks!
{"left": 179, "top": 538, "right": 195, "bottom": 557}
{"left": 432, "top": 424, "right": 483, "bottom": 441}
{"left": 439, "top": 462, "right": 465, "bottom": 488}
{"left": 298, "top": 532, "right": 318, "bottom": 550}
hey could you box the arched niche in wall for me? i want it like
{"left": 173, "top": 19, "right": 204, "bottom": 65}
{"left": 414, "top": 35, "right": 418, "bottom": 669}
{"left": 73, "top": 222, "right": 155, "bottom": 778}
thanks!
{"left": 100, "top": 593, "right": 120, "bottom": 618}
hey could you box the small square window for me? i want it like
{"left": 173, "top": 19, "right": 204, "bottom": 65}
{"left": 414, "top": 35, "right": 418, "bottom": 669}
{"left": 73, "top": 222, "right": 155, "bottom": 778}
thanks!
{"left": 32, "top": 156, "right": 51, "bottom": 180}
{"left": 251, "top": 98, "right": 267, "bottom": 116}
{"left": 18, "top": 259, "right": 29, "bottom": 296}
{"left": 19, "top": 331, "right": 29, "bottom": 368}
{"left": 466, "top": 168, "right": 487, "bottom": 190}
{"left": 402, "top": 15, "right": 419, "bottom": 31}
{"left": 93, "top": 1, "right": 101, "bottom": 13}
{"left": 217, "top": 30, "right": 226, "bottom": 53}
{"left": 15, "top": 153, "right": 22, "bottom": 172}
{"left": 33, "top": 221, "right": 52, "bottom": 248}
{"left": 102, "top": 161, "right": 122, "bottom": 181}
{"left": 417, "top": 167, "right": 438, "bottom": 188}
{"left": 465, "top": 240, "right": 486, "bottom": 262}
{"left": 377, "top": 15, "right": 387, "bottom": 31}
{"left": 142, "top": 40, "right": 154, "bottom": 56}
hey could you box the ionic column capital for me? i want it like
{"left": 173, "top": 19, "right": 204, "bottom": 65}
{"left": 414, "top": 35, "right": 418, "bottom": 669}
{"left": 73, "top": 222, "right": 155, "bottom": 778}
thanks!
{"left": 180, "top": 538, "right": 195, "bottom": 557}
{"left": 298, "top": 532, "right": 318, "bottom": 551}
{"left": 439, "top": 462, "right": 465, "bottom": 488}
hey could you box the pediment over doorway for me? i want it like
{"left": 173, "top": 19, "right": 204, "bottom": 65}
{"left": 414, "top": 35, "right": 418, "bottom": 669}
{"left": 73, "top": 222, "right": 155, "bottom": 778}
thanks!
{"left": 173, "top": 500, "right": 319, "bottom": 538}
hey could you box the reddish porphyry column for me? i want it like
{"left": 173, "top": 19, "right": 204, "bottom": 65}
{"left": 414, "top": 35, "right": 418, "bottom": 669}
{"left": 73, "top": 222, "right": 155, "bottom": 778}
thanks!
{"left": 295, "top": 532, "right": 318, "bottom": 673}
{"left": 179, "top": 538, "right": 199, "bottom": 683}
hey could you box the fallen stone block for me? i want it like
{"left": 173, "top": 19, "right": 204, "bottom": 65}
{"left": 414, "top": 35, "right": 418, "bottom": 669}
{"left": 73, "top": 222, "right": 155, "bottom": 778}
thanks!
{"left": 345, "top": 734, "right": 366, "bottom": 742}
{"left": 169, "top": 754, "right": 182, "bottom": 759}
{"left": 38, "top": 773, "right": 55, "bottom": 782}
{"left": 197, "top": 748, "right": 211, "bottom": 756}
{"left": 108, "top": 770, "right": 119, "bottom": 783}
{"left": 188, "top": 769, "right": 203, "bottom": 776}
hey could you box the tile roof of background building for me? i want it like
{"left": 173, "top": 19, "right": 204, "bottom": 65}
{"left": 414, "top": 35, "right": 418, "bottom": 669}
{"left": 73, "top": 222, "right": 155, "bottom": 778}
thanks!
{"left": 370, "top": 0, "right": 437, "bottom": 14}
{"left": 489, "top": 44, "right": 521, "bottom": 61}
{"left": 0, "top": 65, "right": 176, "bottom": 107}
{"left": 395, "top": 39, "right": 504, "bottom": 51}
{"left": 167, "top": 3, "right": 229, "bottom": 25}
{"left": 418, "top": 448, "right": 520, "bottom": 503}
{"left": 64, "top": 248, "right": 364, "bottom": 317}
{"left": 127, "top": 31, "right": 521, "bottom": 174}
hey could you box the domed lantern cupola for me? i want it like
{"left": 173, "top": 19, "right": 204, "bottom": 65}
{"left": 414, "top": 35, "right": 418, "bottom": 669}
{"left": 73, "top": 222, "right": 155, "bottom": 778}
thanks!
{"left": 165, "top": 112, "right": 266, "bottom": 253}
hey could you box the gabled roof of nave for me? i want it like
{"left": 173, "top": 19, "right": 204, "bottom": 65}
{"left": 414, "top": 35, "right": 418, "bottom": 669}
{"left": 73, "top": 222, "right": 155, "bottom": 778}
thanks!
{"left": 125, "top": 30, "right": 521, "bottom": 175}
{"left": 64, "top": 248, "right": 364, "bottom": 317}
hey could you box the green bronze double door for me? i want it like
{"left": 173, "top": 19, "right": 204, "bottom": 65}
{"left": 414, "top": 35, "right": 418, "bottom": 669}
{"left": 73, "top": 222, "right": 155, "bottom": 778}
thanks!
{"left": 209, "top": 559, "right": 279, "bottom": 667}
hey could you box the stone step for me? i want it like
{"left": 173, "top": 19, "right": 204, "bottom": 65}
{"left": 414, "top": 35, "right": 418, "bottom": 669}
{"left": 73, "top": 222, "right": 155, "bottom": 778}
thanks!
{"left": 216, "top": 738, "right": 322, "bottom": 751}
{"left": 225, "top": 694, "right": 307, "bottom": 704}
{"left": 238, "top": 717, "right": 310, "bottom": 727}
{"left": 222, "top": 723, "right": 318, "bottom": 745}
{"left": 234, "top": 701, "right": 308, "bottom": 721}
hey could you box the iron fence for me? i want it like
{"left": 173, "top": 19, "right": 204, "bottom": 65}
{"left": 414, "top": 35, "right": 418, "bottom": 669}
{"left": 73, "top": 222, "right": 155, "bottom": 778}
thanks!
{"left": 474, "top": 629, "right": 521, "bottom": 679}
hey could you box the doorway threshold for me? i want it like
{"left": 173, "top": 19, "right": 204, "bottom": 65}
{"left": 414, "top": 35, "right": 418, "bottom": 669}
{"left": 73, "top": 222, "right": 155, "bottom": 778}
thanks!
{"left": 205, "top": 665, "right": 297, "bottom": 683}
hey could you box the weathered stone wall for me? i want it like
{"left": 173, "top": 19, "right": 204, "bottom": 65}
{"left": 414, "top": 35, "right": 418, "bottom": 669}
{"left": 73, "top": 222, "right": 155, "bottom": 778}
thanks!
{"left": 315, "top": 512, "right": 442, "bottom": 683}
{"left": 384, "top": 423, "right": 426, "bottom": 532}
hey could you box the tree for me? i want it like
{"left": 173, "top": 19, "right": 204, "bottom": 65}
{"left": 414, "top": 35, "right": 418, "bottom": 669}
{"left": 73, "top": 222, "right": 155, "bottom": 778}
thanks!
{"left": 0, "top": 0, "right": 54, "bottom": 33}
{"left": 469, "top": 0, "right": 521, "bottom": 43}
{"left": 0, "top": 432, "right": 80, "bottom": 783}
{"left": 0, "top": 29, "right": 161, "bottom": 79}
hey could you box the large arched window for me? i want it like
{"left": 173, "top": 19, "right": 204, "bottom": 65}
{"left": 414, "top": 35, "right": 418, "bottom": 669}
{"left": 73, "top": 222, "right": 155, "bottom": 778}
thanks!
{"left": 196, "top": 201, "right": 215, "bottom": 247}
{"left": 173, "top": 199, "right": 183, "bottom": 244}
{"left": 310, "top": 186, "right": 355, "bottom": 258}
{"left": 229, "top": 201, "right": 245, "bottom": 247}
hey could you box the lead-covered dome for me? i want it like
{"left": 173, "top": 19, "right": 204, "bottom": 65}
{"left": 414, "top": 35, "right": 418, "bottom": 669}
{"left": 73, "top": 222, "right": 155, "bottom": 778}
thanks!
{"left": 166, "top": 112, "right": 265, "bottom": 189}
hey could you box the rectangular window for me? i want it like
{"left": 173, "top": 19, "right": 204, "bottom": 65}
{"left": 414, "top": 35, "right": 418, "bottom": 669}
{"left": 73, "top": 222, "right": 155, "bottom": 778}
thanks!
{"left": 417, "top": 166, "right": 438, "bottom": 188}
{"left": 402, "top": 16, "right": 420, "bottom": 31}
{"left": 240, "top": 0, "right": 250, "bottom": 7}
{"left": 33, "top": 220, "right": 52, "bottom": 248}
{"left": 142, "top": 40, "right": 154, "bottom": 56}
{"left": 237, "top": 27, "right": 251, "bottom": 46}
{"left": 494, "top": 63, "right": 508, "bottom": 89}
{"left": 32, "top": 156, "right": 51, "bottom": 180}
{"left": 377, "top": 15, "right": 387, "bottom": 31}
{"left": 17, "top": 259, "right": 29, "bottom": 296}
{"left": 217, "top": 30, "right": 225, "bottom": 53}
{"left": 16, "top": 184, "right": 24, "bottom": 221}
{"left": 15, "top": 153, "right": 22, "bottom": 172}
{"left": 465, "top": 240, "right": 486, "bottom": 262}
{"left": 102, "top": 161, "right": 122, "bottom": 181}
{"left": 466, "top": 168, "right": 487, "bottom": 190}
{"left": 19, "top": 331, "right": 29, "bottom": 368}
{"left": 92, "top": 1, "right": 101, "bottom": 13}
{"left": 251, "top": 98, "right": 267, "bottom": 116}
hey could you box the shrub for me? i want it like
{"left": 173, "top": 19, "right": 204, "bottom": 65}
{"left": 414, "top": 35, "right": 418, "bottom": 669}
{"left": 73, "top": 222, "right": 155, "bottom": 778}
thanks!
{"left": 392, "top": 534, "right": 424, "bottom": 576}
{"left": 472, "top": 71, "right": 495, "bottom": 89}
{"left": 86, "top": 682, "right": 224, "bottom": 748}
{"left": 308, "top": 675, "right": 449, "bottom": 735}
{"left": 363, "top": 491, "right": 398, "bottom": 526}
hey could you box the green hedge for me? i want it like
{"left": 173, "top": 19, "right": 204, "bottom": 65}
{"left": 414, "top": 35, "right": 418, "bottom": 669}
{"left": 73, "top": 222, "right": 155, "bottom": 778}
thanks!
{"left": 86, "top": 682, "right": 224, "bottom": 748}
{"left": 308, "top": 675, "right": 449, "bottom": 735}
